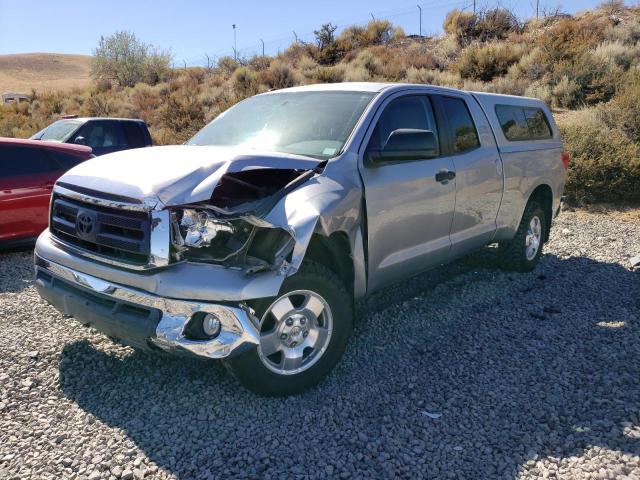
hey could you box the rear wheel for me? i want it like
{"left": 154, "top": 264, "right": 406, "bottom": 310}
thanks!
{"left": 499, "top": 201, "right": 546, "bottom": 272}
{"left": 225, "top": 261, "right": 353, "bottom": 396}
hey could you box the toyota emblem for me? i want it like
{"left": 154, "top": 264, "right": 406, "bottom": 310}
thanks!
{"left": 76, "top": 212, "right": 95, "bottom": 238}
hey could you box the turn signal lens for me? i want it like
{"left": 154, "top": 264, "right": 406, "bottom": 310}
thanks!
{"left": 561, "top": 151, "right": 570, "bottom": 170}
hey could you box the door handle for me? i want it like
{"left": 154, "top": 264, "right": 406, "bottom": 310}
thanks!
{"left": 435, "top": 170, "right": 456, "bottom": 183}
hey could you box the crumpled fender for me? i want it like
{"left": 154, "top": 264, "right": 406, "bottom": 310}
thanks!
{"left": 262, "top": 168, "right": 364, "bottom": 276}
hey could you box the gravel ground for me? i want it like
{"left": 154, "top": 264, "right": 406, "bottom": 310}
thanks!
{"left": 1, "top": 209, "right": 639, "bottom": 480}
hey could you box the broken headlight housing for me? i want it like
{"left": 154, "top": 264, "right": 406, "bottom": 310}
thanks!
{"left": 178, "top": 209, "right": 237, "bottom": 249}
{"left": 170, "top": 208, "right": 294, "bottom": 272}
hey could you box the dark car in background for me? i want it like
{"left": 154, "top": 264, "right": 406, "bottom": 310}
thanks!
{"left": 0, "top": 138, "right": 93, "bottom": 248}
{"left": 30, "top": 117, "right": 152, "bottom": 156}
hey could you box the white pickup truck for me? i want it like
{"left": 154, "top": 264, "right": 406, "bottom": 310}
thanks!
{"left": 35, "top": 83, "right": 568, "bottom": 395}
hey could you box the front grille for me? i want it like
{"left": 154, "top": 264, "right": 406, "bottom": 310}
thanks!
{"left": 50, "top": 194, "right": 151, "bottom": 265}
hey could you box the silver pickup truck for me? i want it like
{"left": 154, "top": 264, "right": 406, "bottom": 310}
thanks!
{"left": 34, "top": 82, "right": 568, "bottom": 395}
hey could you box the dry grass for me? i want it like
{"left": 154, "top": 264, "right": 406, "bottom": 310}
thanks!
{"left": 2, "top": 5, "right": 640, "bottom": 205}
{"left": 0, "top": 53, "right": 91, "bottom": 93}
{"left": 570, "top": 205, "right": 640, "bottom": 224}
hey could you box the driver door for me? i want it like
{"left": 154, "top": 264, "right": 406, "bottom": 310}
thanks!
{"left": 359, "top": 93, "right": 456, "bottom": 293}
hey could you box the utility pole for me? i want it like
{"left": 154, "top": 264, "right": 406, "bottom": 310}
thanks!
{"left": 473, "top": 0, "right": 476, "bottom": 14}
{"left": 232, "top": 24, "right": 237, "bottom": 61}
{"left": 417, "top": 4, "right": 422, "bottom": 37}
{"left": 536, "top": 0, "right": 539, "bottom": 18}
{"left": 293, "top": 30, "right": 298, "bottom": 43}
{"left": 205, "top": 54, "right": 210, "bottom": 69}
{"left": 260, "top": 38, "right": 265, "bottom": 57}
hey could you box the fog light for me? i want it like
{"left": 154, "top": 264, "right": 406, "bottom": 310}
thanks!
{"left": 202, "top": 313, "right": 221, "bottom": 337}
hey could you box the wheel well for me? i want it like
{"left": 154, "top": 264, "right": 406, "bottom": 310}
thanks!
{"left": 529, "top": 184, "right": 553, "bottom": 242}
{"left": 304, "top": 232, "right": 354, "bottom": 293}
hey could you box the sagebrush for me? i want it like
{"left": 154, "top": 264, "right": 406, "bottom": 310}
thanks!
{"left": 3, "top": 3, "right": 640, "bottom": 204}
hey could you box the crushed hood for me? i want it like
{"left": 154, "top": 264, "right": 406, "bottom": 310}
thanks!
{"left": 59, "top": 145, "right": 321, "bottom": 207}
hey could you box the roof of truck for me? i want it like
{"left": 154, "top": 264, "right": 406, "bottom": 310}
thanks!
{"left": 275, "top": 82, "right": 469, "bottom": 95}
{"left": 273, "top": 82, "right": 544, "bottom": 102}
{"left": 52, "top": 117, "right": 146, "bottom": 123}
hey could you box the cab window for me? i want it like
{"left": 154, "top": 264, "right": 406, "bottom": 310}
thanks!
{"left": 368, "top": 95, "right": 439, "bottom": 153}
{"left": 496, "top": 105, "right": 552, "bottom": 141}
{"left": 440, "top": 97, "right": 480, "bottom": 153}
{"left": 75, "top": 122, "right": 126, "bottom": 148}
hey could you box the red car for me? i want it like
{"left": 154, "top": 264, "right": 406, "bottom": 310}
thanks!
{"left": 0, "top": 138, "right": 93, "bottom": 248}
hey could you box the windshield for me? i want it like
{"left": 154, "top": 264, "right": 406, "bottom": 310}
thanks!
{"left": 188, "top": 91, "right": 375, "bottom": 158}
{"left": 32, "top": 119, "right": 82, "bottom": 141}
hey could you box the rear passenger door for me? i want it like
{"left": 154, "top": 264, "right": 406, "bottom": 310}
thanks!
{"left": 0, "top": 146, "right": 63, "bottom": 241}
{"left": 434, "top": 94, "right": 503, "bottom": 257}
{"left": 359, "top": 93, "right": 456, "bottom": 292}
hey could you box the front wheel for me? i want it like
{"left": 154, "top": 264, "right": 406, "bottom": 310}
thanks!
{"left": 225, "top": 261, "right": 353, "bottom": 396}
{"left": 499, "top": 201, "right": 546, "bottom": 272}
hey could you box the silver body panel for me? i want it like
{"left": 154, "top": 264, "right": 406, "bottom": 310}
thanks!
{"left": 471, "top": 92, "right": 565, "bottom": 241}
{"left": 35, "top": 82, "right": 566, "bottom": 360}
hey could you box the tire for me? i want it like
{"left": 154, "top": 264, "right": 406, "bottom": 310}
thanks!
{"left": 224, "top": 261, "right": 353, "bottom": 396}
{"left": 499, "top": 200, "right": 546, "bottom": 272}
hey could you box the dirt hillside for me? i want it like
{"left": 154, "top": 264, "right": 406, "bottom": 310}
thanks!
{"left": 0, "top": 53, "right": 91, "bottom": 93}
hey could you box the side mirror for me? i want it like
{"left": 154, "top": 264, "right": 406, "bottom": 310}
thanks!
{"left": 74, "top": 136, "right": 87, "bottom": 146}
{"left": 366, "top": 129, "right": 438, "bottom": 165}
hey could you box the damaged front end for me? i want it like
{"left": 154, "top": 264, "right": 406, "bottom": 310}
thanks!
{"left": 168, "top": 164, "right": 323, "bottom": 275}
{"left": 35, "top": 146, "right": 357, "bottom": 361}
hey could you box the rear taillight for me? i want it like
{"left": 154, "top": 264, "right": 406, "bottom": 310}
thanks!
{"left": 561, "top": 151, "right": 570, "bottom": 170}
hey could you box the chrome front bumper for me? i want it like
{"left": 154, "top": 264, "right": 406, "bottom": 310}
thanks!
{"left": 34, "top": 255, "right": 260, "bottom": 359}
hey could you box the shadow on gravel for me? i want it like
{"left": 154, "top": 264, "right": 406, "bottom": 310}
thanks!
{"left": 58, "top": 251, "right": 640, "bottom": 479}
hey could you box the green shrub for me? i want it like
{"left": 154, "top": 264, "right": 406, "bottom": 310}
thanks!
{"left": 551, "top": 76, "right": 582, "bottom": 108}
{"left": 509, "top": 47, "right": 549, "bottom": 81}
{"left": 600, "top": 75, "right": 640, "bottom": 142}
{"left": 349, "top": 50, "right": 384, "bottom": 78}
{"left": 91, "top": 31, "right": 172, "bottom": 88}
{"left": 258, "top": 60, "right": 300, "bottom": 89}
{"left": 430, "top": 36, "right": 460, "bottom": 69}
{"left": 537, "top": 14, "right": 608, "bottom": 64}
{"left": 456, "top": 42, "right": 524, "bottom": 81}
{"left": 230, "top": 67, "right": 258, "bottom": 97}
{"left": 553, "top": 53, "right": 621, "bottom": 105}
{"left": 524, "top": 81, "right": 553, "bottom": 104}
{"left": 443, "top": 8, "right": 519, "bottom": 45}
{"left": 216, "top": 56, "right": 239, "bottom": 78}
{"left": 406, "top": 68, "right": 461, "bottom": 88}
{"left": 84, "top": 92, "right": 115, "bottom": 116}
{"left": 0, "top": 3, "right": 639, "bottom": 206}
{"left": 487, "top": 76, "right": 527, "bottom": 95}
{"left": 475, "top": 8, "right": 521, "bottom": 41}
{"left": 401, "top": 43, "right": 438, "bottom": 70}
{"left": 443, "top": 9, "right": 477, "bottom": 44}
{"left": 336, "top": 19, "right": 395, "bottom": 52}
{"left": 335, "top": 25, "right": 367, "bottom": 52}
{"left": 558, "top": 109, "right": 640, "bottom": 203}
{"left": 364, "top": 19, "right": 395, "bottom": 45}
{"left": 312, "top": 65, "right": 345, "bottom": 83}
{"left": 591, "top": 40, "right": 639, "bottom": 69}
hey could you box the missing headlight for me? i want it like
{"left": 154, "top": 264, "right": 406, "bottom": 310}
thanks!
{"left": 179, "top": 209, "right": 235, "bottom": 248}
{"left": 170, "top": 208, "right": 294, "bottom": 272}
{"left": 171, "top": 208, "right": 255, "bottom": 264}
